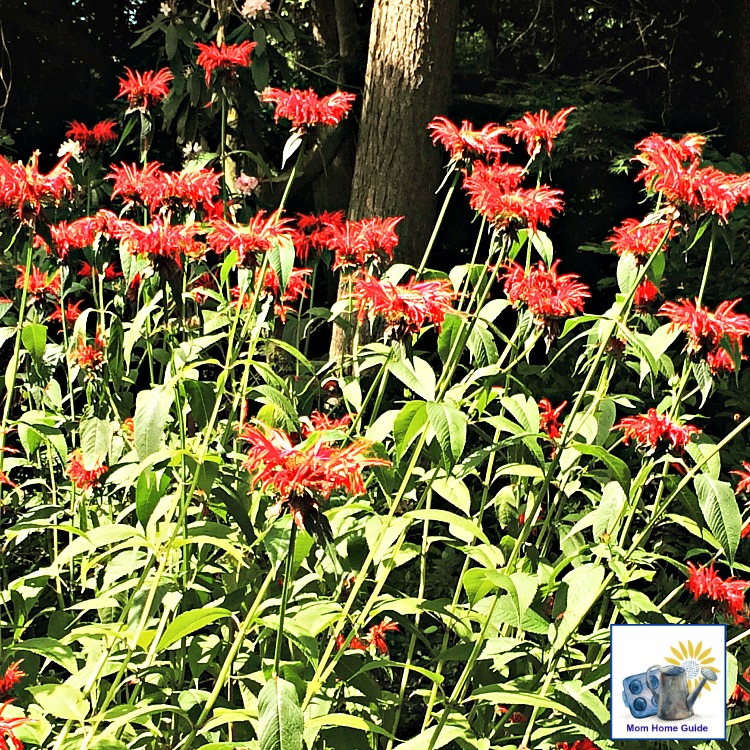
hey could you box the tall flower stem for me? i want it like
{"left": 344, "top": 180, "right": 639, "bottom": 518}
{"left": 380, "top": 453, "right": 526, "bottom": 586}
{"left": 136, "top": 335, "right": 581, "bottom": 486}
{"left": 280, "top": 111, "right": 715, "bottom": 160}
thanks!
{"left": 273, "top": 520, "right": 298, "bottom": 676}
{"left": 416, "top": 169, "right": 460, "bottom": 276}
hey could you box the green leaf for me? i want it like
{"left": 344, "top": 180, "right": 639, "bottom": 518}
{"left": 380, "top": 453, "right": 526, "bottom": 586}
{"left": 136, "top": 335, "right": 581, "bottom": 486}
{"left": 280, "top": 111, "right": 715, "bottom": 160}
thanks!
{"left": 388, "top": 356, "right": 436, "bottom": 401}
{"left": 468, "top": 687, "right": 575, "bottom": 716}
{"left": 257, "top": 677, "right": 304, "bottom": 750}
{"left": 136, "top": 470, "right": 170, "bottom": 528}
{"left": 28, "top": 684, "right": 89, "bottom": 721}
{"left": 79, "top": 418, "right": 112, "bottom": 470}
{"left": 531, "top": 229, "right": 554, "bottom": 266}
{"left": 404, "top": 509, "right": 491, "bottom": 546}
{"left": 21, "top": 323, "right": 46, "bottom": 362}
{"left": 154, "top": 608, "right": 232, "bottom": 653}
{"left": 570, "top": 442, "right": 631, "bottom": 492}
{"left": 252, "top": 52, "right": 270, "bottom": 93}
{"left": 393, "top": 401, "right": 427, "bottom": 461}
{"left": 437, "top": 313, "right": 461, "bottom": 364}
{"left": 593, "top": 481, "right": 627, "bottom": 542}
{"left": 183, "top": 379, "right": 216, "bottom": 430}
{"left": 551, "top": 563, "right": 605, "bottom": 652}
{"left": 616, "top": 252, "right": 639, "bottom": 294}
{"left": 268, "top": 236, "right": 295, "bottom": 295}
{"left": 694, "top": 475, "right": 742, "bottom": 564}
{"left": 124, "top": 291, "right": 163, "bottom": 367}
{"left": 15, "top": 637, "right": 77, "bottom": 673}
{"left": 686, "top": 433, "right": 721, "bottom": 479}
{"left": 135, "top": 387, "right": 174, "bottom": 461}
{"left": 432, "top": 475, "right": 471, "bottom": 515}
{"left": 426, "top": 401, "right": 467, "bottom": 467}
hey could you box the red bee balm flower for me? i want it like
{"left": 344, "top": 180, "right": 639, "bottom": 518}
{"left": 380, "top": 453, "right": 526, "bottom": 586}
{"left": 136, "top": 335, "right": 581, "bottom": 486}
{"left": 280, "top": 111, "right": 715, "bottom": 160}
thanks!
{"left": 507, "top": 106, "right": 575, "bottom": 158}
{"left": 261, "top": 87, "right": 356, "bottom": 130}
{"left": 607, "top": 217, "right": 676, "bottom": 262}
{"left": 614, "top": 409, "right": 699, "bottom": 453}
{"left": 633, "top": 278, "right": 661, "bottom": 311}
{"left": 732, "top": 461, "right": 750, "bottom": 494}
{"left": 659, "top": 298, "right": 750, "bottom": 374}
{"left": 68, "top": 449, "right": 108, "bottom": 491}
{"left": 65, "top": 120, "right": 118, "bottom": 152}
{"left": 539, "top": 398, "right": 566, "bottom": 440}
{"left": 16, "top": 266, "right": 61, "bottom": 302}
{"left": 208, "top": 212, "right": 295, "bottom": 265}
{"left": 0, "top": 700, "right": 29, "bottom": 750}
{"left": 239, "top": 425, "right": 389, "bottom": 536}
{"left": 352, "top": 275, "right": 456, "bottom": 339}
{"left": 0, "top": 151, "right": 72, "bottom": 220}
{"left": 0, "top": 662, "right": 24, "bottom": 698}
{"left": 502, "top": 260, "right": 589, "bottom": 323}
{"left": 365, "top": 619, "right": 399, "bottom": 655}
{"left": 686, "top": 561, "right": 749, "bottom": 624}
{"left": 427, "top": 116, "right": 510, "bottom": 163}
{"left": 327, "top": 216, "right": 403, "bottom": 272}
{"left": 195, "top": 41, "right": 257, "bottom": 85}
{"left": 116, "top": 67, "right": 173, "bottom": 111}
{"left": 556, "top": 741, "right": 600, "bottom": 750}
{"left": 70, "top": 328, "right": 106, "bottom": 373}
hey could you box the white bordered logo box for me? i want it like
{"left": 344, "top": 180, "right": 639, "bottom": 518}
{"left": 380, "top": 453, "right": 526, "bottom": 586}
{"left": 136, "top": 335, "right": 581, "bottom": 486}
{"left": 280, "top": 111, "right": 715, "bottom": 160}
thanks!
{"left": 611, "top": 624, "right": 726, "bottom": 741}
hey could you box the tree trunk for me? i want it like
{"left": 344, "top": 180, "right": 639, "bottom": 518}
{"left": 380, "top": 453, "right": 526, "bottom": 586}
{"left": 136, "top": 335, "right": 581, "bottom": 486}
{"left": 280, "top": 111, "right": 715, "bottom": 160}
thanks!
{"left": 329, "top": 0, "right": 459, "bottom": 365}
{"left": 348, "top": 0, "right": 459, "bottom": 263}
{"left": 731, "top": 0, "right": 750, "bottom": 153}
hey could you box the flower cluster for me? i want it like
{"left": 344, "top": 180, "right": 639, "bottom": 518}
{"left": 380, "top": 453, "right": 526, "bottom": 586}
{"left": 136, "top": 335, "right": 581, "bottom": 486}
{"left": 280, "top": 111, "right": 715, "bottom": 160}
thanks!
{"left": 555, "top": 740, "right": 600, "bottom": 750}
{"left": 659, "top": 298, "right": 750, "bottom": 374}
{"left": 113, "top": 217, "right": 203, "bottom": 268}
{"left": 195, "top": 40, "right": 256, "bottom": 85}
{"left": 633, "top": 133, "right": 750, "bottom": 222}
{"left": 502, "top": 260, "right": 590, "bottom": 329}
{"left": 335, "top": 619, "right": 400, "bottom": 655}
{"left": 731, "top": 666, "right": 750, "bottom": 704}
{"left": 239, "top": 424, "right": 389, "bottom": 538}
{"left": 326, "top": 216, "right": 403, "bottom": 272}
{"left": 0, "top": 151, "right": 73, "bottom": 221}
{"left": 427, "top": 116, "right": 509, "bottom": 163}
{"left": 208, "top": 211, "right": 294, "bottom": 266}
{"left": 614, "top": 409, "right": 699, "bottom": 453}
{"left": 607, "top": 217, "right": 677, "bottom": 262}
{"left": 116, "top": 67, "right": 173, "bottom": 111}
{"left": 70, "top": 328, "right": 107, "bottom": 374}
{"left": 507, "top": 106, "right": 575, "bottom": 158}
{"left": 0, "top": 700, "right": 28, "bottom": 750}
{"left": 686, "top": 561, "right": 749, "bottom": 624}
{"left": 16, "top": 266, "right": 61, "bottom": 303}
{"left": 539, "top": 398, "right": 566, "bottom": 441}
{"left": 68, "top": 449, "right": 108, "bottom": 491}
{"left": 0, "top": 663, "right": 24, "bottom": 698}
{"left": 261, "top": 87, "right": 356, "bottom": 130}
{"left": 65, "top": 120, "right": 118, "bottom": 153}
{"left": 255, "top": 266, "right": 311, "bottom": 321}
{"left": 352, "top": 274, "right": 456, "bottom": 339}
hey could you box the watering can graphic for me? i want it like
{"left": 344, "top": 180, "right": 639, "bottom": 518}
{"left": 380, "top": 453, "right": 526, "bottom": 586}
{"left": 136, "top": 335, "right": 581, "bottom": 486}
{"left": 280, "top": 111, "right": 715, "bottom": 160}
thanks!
{"left": 644, "top": 664, "right": 718, "bottom": 721}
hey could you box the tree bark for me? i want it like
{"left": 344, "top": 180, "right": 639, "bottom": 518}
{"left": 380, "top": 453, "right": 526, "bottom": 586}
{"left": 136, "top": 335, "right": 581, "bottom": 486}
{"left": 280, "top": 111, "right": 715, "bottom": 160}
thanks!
{"left": 329, "top": 0, "right": 459, "bottom": 365}
{"left": 731, "top": 0, "right": 750, "bottom": 153}
{"left": 348, "top": 0, "right": 460, "bottom": 263}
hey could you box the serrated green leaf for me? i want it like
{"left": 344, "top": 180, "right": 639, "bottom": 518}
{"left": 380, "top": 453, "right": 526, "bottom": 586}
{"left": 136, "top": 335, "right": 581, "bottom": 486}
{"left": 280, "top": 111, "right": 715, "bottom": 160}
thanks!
{"left": 80, "top": 418, "right": 112, "bottom": 470}
{"left": 135, "top": 387, "right": 174, "bottom": 460}
{"left": 21, "top": 323, "right": 46, "bottom": 362}
{"left": 28, "top": 684, "right": 89, "bottom": 721}
{"left": 155, "top": 608, "right": 231, "bottom": 653}
{"left": 183, "top": 379, "right": 215, "bottom": 430}
{"left": 694, "top": 475, "right": 741, "bottom": 564}
{"left": 426, "top": 401, "right": 467, "bottom": 467}
{"left": 268, "top": 236, "right": 295, "bottom": 295}
{"left": 593, "top": 481, "right": 626, "bottom": 541}
{"left": 551, "top": 563, "right": 605, "bottom": 652}
{"left": 258, "top": 677, "right": 303, "bottom": 750}
{"left": 393, "top": 401, "right": 427, "bottom": 461}
{"left": 15, "top": 637, "right": 77, "bottom": 673}
{"left": 388, "top": 356, "right": 436, "bottom": 401}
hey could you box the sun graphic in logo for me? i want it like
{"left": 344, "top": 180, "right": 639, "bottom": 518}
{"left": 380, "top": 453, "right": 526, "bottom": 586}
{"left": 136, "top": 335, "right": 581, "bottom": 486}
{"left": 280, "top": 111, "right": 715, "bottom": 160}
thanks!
{"left": 664, "top": 640, "right": 720, "bottom": 693}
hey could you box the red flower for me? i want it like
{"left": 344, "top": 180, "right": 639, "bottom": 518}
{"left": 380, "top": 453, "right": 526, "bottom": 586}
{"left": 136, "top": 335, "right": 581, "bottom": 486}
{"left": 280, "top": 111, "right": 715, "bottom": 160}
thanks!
{"left": 335, "top": 633, "right": 367, "bottom": 652}
{"left": 77, "top": 262, "right": 123, "bottom": 281}
{"left": 70, "top": 328, "right": 106, "bottom": 373}
{"left": 633, "top": 278, "right": 661, "bottom": 312}
{"left": 325, "top": 216, "right": 403, "bottom": 272}
{"left": 0, "top": 700, "right": 29, "bottom": 750}
{"left": 49, "top": 300, "right": 85, "bottom": 328}
{"left": 68, "top": 449, "right": 108, "bottom": 491}
{"left": 732, "top": 462, "right": 750, "bottom": 494}
{"left": 107, "top": 161, "right": 164, "bottom": 206}
{"left": 65, "top": 120, "right": 118, "bottom": 152}
{"left": 502, "top": 260, "right": 589, "bottom": 323}
{"left": 0, "top": 472, "right": 17, "bottom": 490}
{"left": 300, "top": 411, "right": 352, "bottom": 436}
{"left": 365, "top": 619, "right": 399, "bottom": 655}
{"left": 427, "top": 116, "right": 510, "bottom": 163}
{"left": 731, "top": 666, "right": 750, "bottom": 704}
{"left": 615, "top": 409, "right": 699, "bottom": 453}
{"left": 208, "top": 212, "right": 294, "bottom": 265}
{"left": 539, "top": 398, "right": 566, "bottom": 440}
{"left": 463, "top": 166, "right": 563, "bottom": 232}
{"left": 507, "top": 106, "right": 575, "bottom": 158}
{"left": 352, "top": 274, "right": 456, "bottom": 339}
{"left": 257, "top": 266, "right": 311, "bottom": 321}
{"left": 195, "top": 40, "right": 256, "bottom": 85}
{"left": 261, "top": 87, "right": 356, "bottom": 130}
{"left": 141, "top": 168, "right": 222, "bottom": 214}
{"left": 607, "top": 217, "right": 676, "bottom": 262}
{"left": 116, "top": 67, "right": 173, "bottom": 111}
{"left": 633, "top": 133, "right": 750, "bottom": 222}
{"left": 0, "top": 151, "right": 72, "bottom": 220}
{"left": 293, "top": 210, "right": 346, "bottom": 263}
{"left": 112, "top": 218, "right": 203, "bottom": 268}
{"left": 659, "top": 298, "right": 750, "bottom": 372}
{"left": 0, "top": 663, "right": 24, "bottom": 698}
{"left": 556, "top": 741, "right": 600, "bottom": 750}
{"left": 686, "top": 561, "right": 749, "bottom": 624}
{"left": 239, "top": 425, "right": 389, "bottom": 536}
{"left": 15, "top": 266, "right": 60, "bottom": 302}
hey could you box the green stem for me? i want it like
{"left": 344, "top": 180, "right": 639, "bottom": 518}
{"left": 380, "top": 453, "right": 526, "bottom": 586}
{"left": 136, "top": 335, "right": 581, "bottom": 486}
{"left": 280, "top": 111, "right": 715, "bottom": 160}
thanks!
{"left": 273, "top": 521, "right": 298, "bottom": 676}
{"left": 416, "top": 169, "right": 459, "bottom": 276}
